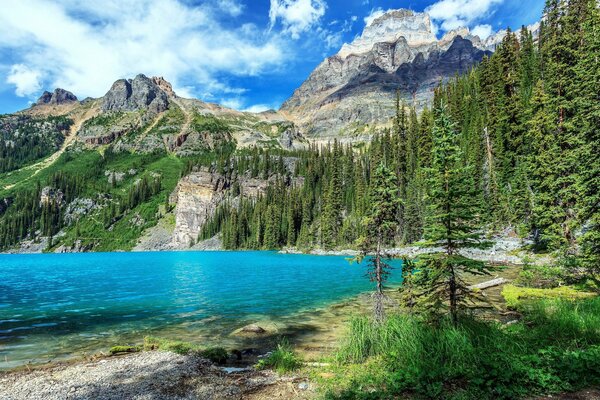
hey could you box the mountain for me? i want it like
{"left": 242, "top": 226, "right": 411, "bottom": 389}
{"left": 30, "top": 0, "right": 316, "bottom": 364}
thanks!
{"left": 280, "top": 9, "right": 536, "bottom": 139}
{"left": 14, "top": 74, "right": 304, "bottom": 153}
{"left": 0, "top": 73, "right": 310, "bottom": 253}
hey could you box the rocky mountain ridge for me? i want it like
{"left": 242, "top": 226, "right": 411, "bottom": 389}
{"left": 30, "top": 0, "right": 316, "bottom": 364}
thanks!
{"left": 281, "top": 8, "right": 539, "bottom": 138}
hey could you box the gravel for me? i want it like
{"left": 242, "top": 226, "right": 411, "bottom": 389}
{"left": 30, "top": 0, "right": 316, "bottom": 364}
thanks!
{"left": 0, "top": 351, "right": 279, "bottom": 400}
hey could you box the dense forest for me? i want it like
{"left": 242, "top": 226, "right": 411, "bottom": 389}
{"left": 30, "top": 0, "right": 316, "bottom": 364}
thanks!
{"left": 0, "top": 0, "right": 597, "bottom": 267}
{"left": 201, "top": 0, "right": 599, "bottom": 271}
{"left": 0, "top": 115, "right": 72, "bottom": 173}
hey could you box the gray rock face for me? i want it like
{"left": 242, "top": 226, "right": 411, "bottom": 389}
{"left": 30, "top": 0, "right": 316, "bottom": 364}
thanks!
{"left": 281, "top": 8, "right": 538, "bottom": 137}
{"left": 35, "top": 88, "right": 78, "bottom": 106}
{"left": 0, "top": 197, "right": 12, "bottom": 216}
{"left": 102, "top": 74, "right": 169, "bottom": 113}
{"left": 170, "top": 169, "right": 273, "bottom": 249}
{"left": 40, "top": 187, "right": 64, "bottom": 206}
{"left": 63, "top": 198, "right": 100, "bottom": 225}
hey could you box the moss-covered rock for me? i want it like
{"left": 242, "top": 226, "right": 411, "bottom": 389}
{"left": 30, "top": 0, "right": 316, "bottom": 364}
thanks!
{"left": 109, "top": 345, "right": 142, "bottom": 355}
{"left": 143, "top": 336, "right": 199, "bottom": 355}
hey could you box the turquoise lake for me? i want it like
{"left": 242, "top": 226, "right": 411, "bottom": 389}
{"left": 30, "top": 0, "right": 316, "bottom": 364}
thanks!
{"left": 0, "top": 251, "right": 402, "bottom": 369}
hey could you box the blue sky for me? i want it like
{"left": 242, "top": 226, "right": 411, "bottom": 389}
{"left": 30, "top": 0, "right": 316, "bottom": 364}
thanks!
{"left": 0, "top": 0, "right": 545, "bottom": 114}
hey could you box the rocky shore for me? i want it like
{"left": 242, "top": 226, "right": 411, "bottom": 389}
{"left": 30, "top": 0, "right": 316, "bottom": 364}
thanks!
{"left": 281, "top": 234, "right": 554, "bottom": 266}
{"left": 0, "top": 351, "right": 314, "bottom": 400}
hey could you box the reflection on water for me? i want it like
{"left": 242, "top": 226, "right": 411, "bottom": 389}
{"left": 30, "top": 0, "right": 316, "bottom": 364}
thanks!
{"left": 0, "top": 251, "right": 402, "bottom": 369}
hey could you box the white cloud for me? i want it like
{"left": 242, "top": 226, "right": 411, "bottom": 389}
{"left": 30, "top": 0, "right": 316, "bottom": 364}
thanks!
{"left": 0, "top": 0, "right": 287, "bottom": 100}
{"left": 269, "top": 0, "right": 326, "bottom": 39}
{"left": 243, "top": 104, "right": 276, "bottom": 113}
{"left": 221, "top": 98, "right": 244, "bottom": 110}
{"left": 364, "top": 8, "right": 390, "bottom": 27}
{"left": 216, "top": 0, "right": 244, "bottom": 17}
{"left": 472, "top": 24, "right": 493, "bottom": 39}
{"left": 6, "top": 64, "right": 42, "bottom": 97}
{"left": 426, "top": 0, "right": 503, "bottom": 31}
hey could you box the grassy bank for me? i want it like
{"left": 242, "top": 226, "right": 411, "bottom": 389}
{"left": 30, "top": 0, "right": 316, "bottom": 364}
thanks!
{"left": 316, "top": 297, "right": 600, "bottom": 400}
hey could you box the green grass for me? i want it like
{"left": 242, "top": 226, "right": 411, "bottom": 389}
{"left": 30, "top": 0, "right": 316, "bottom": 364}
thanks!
{"left": 255, "top": 338, "right": 302, "bottom": 374}
{"left": 321, "top": 297, "right": 600, "bottom": 400}
{"left": 109, "top": 345, "right": 142, "bottom": 354}
{"left": 142, "top": 336, "right": 228, "bottom": 363}
{"left": 143, "top": 336, "right": 199, "bottom": 355}
{"left": 502, "top": 284, "right": 595, "bottom": 309}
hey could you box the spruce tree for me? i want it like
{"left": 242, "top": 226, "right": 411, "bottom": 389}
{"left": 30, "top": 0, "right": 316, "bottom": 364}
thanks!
{"left": 408, "top": 105, "right": 490, "bottom": 325}
{"left": 357, "top": 162, "right": 399, "bottom": 322}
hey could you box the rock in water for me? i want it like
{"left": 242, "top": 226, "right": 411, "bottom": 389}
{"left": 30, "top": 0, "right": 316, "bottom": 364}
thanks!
{"left": 241, "top": 324, "right": 266, "bottom": 334}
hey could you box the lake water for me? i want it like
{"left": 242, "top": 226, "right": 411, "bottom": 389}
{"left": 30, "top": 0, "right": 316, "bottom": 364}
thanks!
{"left": 0, "top": 251, "right": 402, "bottom": 369}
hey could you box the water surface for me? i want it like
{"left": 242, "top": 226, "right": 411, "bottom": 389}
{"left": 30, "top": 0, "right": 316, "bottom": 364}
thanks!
{"left": 0, "top": 251, "right": 401, "bottom": 369}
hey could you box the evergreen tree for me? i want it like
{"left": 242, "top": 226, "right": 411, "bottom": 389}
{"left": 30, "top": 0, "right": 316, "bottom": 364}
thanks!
{"left": 407, "top": 105, "right": 490, "bottom": 325}
{"left": 357, "top": 162, "right": 399, "bottom": 322}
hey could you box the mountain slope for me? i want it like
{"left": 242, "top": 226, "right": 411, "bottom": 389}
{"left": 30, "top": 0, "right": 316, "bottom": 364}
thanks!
{"left": 280, "top": 9, "right": 536, "bottom": 138}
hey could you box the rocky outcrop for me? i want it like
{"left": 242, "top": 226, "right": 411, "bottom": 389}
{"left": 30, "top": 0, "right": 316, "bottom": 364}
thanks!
{"left": 0, "top": 197, "right": 12, "bottom": 216}
{"left": 151, "top": 76, "right": 176, "bottom": 97}
{"left": 40, "top": 187, "right": 64, "bottom": 206}
{"left": 63, "top": 198, "right": 101, "bottom": 225}
{"left": 281, "top": 8, "right": 539, "bottom": 137}
{"left": 35, "top": 88, "right": 78, "bottom": 106}
{"left": 170, "top": 169, "right": 271, "bottom": 249}
{"left": 102, "top": 74, "right": 169, "bottom": 114}
{"left": 170, "top": 170, "right": 230, "bottom": 248}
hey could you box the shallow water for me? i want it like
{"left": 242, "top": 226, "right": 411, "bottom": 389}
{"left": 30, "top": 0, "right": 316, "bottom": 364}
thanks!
{"left": 0, "top": 251, "right": 402, "bottom": 369}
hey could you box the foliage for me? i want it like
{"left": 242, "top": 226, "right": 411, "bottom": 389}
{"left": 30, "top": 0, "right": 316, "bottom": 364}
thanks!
{"left": 501, "top": 284, "right": 595, "bottom": 309}
{"left": 199, "top": 347, "right": 229, "bottom": 364}
{"left": 325, "top": 298, "right": 600, "bottom": 399}
{"left": 192, "top": 113, "right": 230, "bottom": 134}
{"left": 255, "top": 338, "right": 302, "bottom": 374}
{"left": 406, "top": 105, "right": 491, "bottom": 324}
{"left": 109, "top": 345, "right": 142, "bottom": 354}
{"left": 143, "top": 336, "right": 200, "bottom": 355}
{"left": 356, "top": 162, "right": 399, "bottom": 321}
{"left": 0, "top": 115, "right": 72, "bottom": 173}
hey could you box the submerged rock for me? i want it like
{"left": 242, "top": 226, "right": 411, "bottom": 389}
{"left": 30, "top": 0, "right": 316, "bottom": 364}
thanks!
{"left": 241, "top": 324, "right": 266, "bottom": 334}
{"left": 231, "top": 322, "right": 279, "bottom": 337}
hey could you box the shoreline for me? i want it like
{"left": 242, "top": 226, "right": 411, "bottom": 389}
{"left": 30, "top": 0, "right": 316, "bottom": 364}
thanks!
{"left": 0, "top": 265, "right": 520, "bottom": 399}
{"left": 3, "top": 234, "right": 553, "bottom": 267}
{"left": 0, "top": 262, "right": 516, "bottom": 374}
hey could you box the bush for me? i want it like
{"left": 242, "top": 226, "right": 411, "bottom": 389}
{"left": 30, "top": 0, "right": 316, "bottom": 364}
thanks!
{"left": 325, "top": 298, "right": 600, "bottom": 399}
{"left": 255, "top": 338, "right": 302, "bottom": 374}
{"left": 200, "top": 347, "right": 229, "bottom": 364}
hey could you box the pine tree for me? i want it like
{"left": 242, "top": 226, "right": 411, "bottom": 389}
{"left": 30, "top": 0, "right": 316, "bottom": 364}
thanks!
{"left": 357, "top": 162, "right": 399, "bottom": 322}
{"left": 407, "top": 105, "right": 490, "bottom": 325}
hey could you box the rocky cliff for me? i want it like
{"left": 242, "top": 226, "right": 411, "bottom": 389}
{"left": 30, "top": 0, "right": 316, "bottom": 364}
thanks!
{"left": 169, "top": 169, "right": 271, "bottom": 249}
{"left": 35, "top": 88, "right": 78, "bottom": 106}
{"left": 101, "top": 74, "right": 169, "bottom": 114}
{"left": 281, "top": 9, "right": 537, "bottom": 138}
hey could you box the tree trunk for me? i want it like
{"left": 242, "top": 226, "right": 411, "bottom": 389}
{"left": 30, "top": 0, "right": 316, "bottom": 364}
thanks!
{"left": 449, "top": 264, "right": 458, "bottom": 326}
{"left": 374, "top": 230, "right": 385, "bottom": 323}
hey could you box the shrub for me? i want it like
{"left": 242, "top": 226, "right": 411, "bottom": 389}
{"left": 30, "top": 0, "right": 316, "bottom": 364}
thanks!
{"left": 255, "top": 338, "right": 302, "bottom": 374}
{"left": 326, "top": 298, "right": 600, "bottom": 399}
{"left": 200, "top": 347, "right": 229, "bottom": 364}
